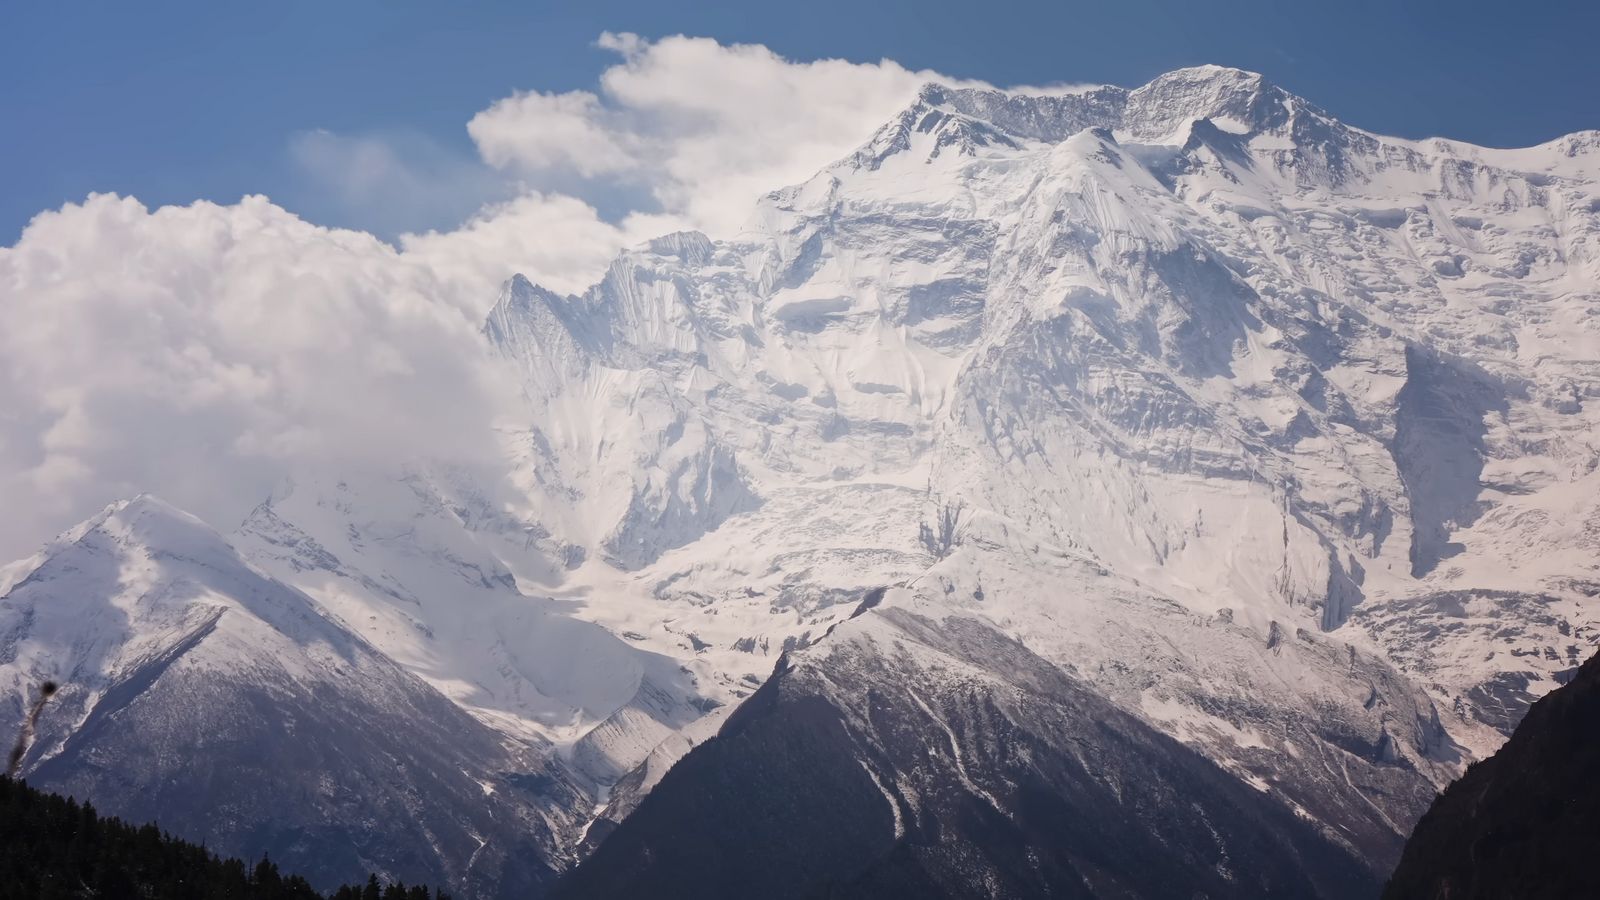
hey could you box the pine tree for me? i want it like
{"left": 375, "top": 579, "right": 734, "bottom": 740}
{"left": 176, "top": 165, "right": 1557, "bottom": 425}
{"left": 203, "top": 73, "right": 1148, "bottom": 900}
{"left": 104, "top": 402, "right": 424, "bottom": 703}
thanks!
{"left": 255, "top": 853, "right": 283, "bottom": 889}
{"left": 0, "top": 776, "right": 449, "bottom": 900}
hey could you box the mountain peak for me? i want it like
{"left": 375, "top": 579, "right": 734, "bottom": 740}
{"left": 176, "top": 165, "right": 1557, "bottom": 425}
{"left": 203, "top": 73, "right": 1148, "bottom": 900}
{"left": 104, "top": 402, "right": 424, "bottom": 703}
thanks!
{"left": 643, "top": 230, "right": 716, "bottom": 267}
{"left": 913, "top": 81, "right": 955, "bottom": 105}
{"left": 109, "top": 492, "right": 190, "bottom": 521}
{"left": 26, "top": 493, "right": 206, "bottom": 559}
{"left": 39, "top": 494, "right": 247, "bottom": 577}
{"left": 847, "top": 64, "right": 1314, "bottom": 173}
{"left": 1149, "top": 63, "right": 1268, "bottom": 86}
{"left": 1124, "top": 64, "right": 1294, "bottom": 138}
{"left": 488, "top": 272, "right": 577, "bottom": 327}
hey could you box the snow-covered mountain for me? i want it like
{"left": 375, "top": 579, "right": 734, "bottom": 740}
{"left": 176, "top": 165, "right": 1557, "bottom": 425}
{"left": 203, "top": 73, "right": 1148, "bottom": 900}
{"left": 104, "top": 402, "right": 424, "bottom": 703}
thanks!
{"left": 0, "top": 497, "right": 583, "bottom": 896}
{"left": 5, "top": 65, "right": 1598, "bottom": 895}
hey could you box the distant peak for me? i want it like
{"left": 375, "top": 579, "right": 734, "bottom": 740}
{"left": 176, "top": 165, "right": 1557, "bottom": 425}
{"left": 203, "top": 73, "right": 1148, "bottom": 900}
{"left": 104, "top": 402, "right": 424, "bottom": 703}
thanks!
{"left": 846, "top": 65, "right": 1313, "bottom": 174}
{"left": 1132, "top": 66, "right": 1276, "bottom": 102}
{"left": 501, "top": 272, "right": 565, "bottom": 298}
{"left": 1153, "top": 64, "right": 1268, "bottom": 84}
{"left": 487, "top": 273, "right": 574, "bottom": 339}
{"left": 914, "top": 82, "right": 955, "bottom": 106}
{"left": 1123, "top": 65, "right": 1303, "bottom": 140}
{"left": 644, "top": 231, "right": 716, "bottom": 267}
{"left": 25, "top": 493, "right": 224, "bottom": 565}
{"left": 494, "top": 273, "right": 566, "bottom": 310}
{"left": 83, "top": 493, "right": 195, "bottom": 528}
{"left": 118, "top": 492, "right": 177, "bottom": 513}
{"left": 1136, "top": 64, "right": 1277, "bottom": 104}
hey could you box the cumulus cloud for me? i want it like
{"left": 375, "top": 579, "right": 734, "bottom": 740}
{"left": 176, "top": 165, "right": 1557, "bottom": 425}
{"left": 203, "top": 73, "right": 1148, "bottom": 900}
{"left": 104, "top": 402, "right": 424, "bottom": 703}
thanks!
{"left": 469, "top": 91, "right": 637, "bottom": 178}
{"left": 0, "top": 34, "right": 1034, "bottom": 560}
{"left": 399, "top": 191, "right": 688, "bottom": 299}
{"left": 0, "top": 194, "right": 519, "bottom": 559}
{"left": 465, "top": 32, "right": 977, "bottom": 234}
{"left": 0, "top": 189, "right": 688, "bottom": 560}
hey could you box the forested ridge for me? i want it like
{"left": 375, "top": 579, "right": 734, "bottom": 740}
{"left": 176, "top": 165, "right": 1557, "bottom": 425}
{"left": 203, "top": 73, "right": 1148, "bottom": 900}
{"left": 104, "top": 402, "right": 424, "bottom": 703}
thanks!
{"left": 0, "top": 776, "right": 449, "bottom": 900}
{"left": 1384, "top": 650, "right": 1600, "bottom": 899}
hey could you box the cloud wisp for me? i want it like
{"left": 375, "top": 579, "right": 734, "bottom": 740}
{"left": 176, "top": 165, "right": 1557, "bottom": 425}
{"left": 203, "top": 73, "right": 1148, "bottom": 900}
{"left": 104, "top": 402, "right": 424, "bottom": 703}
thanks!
{"left": 285, "top": 128, "right": 519, "bottom": 241}
{"left": 466, "top": 31, "right": 976, "bottom": 235}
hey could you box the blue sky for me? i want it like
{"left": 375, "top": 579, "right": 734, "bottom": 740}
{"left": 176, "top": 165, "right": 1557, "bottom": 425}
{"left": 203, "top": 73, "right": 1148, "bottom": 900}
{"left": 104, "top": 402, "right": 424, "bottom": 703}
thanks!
{"left": 5, "top": 0, "right": 1598, "bottom": 242}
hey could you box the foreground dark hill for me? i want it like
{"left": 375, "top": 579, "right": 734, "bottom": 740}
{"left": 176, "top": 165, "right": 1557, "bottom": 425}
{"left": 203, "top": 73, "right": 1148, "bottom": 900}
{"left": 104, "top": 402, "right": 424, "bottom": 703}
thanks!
{"left": 554, "top": 607, "right": 1379, "bottom": 899}
{"left": 1384, "top": 651, "right": 1600, "bottom": 899}
{"left": 0, "top": 776, "right": 446, "bottom": 900}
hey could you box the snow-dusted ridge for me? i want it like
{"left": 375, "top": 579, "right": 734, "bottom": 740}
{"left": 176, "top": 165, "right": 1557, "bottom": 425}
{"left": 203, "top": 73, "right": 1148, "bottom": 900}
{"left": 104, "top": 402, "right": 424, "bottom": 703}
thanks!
{"left": 4, "top": 65, "right": 1598, "bottom": 891}
{"left": 0, "top": 495, "right": 583, "bottom": 896}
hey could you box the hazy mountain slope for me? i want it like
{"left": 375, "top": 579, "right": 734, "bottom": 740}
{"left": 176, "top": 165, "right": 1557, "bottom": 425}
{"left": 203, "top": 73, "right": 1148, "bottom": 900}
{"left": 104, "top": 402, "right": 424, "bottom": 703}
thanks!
{"left": 1383, "top": 649, "right": 1600, "bottom": 899}
{"left": 0, "top": 497, "right": 580, "bottom": 897}
{"left": 232, "top": 471, "right": 718, "bottom": 788}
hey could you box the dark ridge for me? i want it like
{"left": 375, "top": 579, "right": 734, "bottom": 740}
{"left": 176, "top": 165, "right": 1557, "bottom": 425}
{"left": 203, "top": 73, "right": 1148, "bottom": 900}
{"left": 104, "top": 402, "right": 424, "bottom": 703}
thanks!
{"left": 849, "top": 586, "right": 888, "bottom": 619}
{"left": 1384, "top": 650, "right": 1600, "bottom": 899}
{"left": 0, "top": 776, "right": 449, "bottom": 900}
{"left": 552, "top": 610, "right": 1378, "bottom": 899}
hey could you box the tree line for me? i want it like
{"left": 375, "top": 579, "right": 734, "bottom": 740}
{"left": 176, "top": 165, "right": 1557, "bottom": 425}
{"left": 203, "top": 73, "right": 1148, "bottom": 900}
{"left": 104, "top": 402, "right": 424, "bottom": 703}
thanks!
{"left": 0, "top": 776, "right": 450, "bottom": 900}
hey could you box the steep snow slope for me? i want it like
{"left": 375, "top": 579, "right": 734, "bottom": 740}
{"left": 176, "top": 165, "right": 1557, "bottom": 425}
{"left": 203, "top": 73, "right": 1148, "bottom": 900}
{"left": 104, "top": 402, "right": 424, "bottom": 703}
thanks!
{"left": 232, "top": 470, "right": 718, "bottom": 786}
{"left": 0, "top": 497, "right": 582, "bottom": 896}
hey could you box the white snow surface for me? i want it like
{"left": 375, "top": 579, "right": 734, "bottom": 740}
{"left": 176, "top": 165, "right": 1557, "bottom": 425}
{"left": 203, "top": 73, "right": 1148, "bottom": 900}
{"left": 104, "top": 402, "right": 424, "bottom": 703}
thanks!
{"left": 0, "top": 495, "right": 459, "bottom": 767}
{"left": 7, "top": 66, "right": 1600, "bottom": 850}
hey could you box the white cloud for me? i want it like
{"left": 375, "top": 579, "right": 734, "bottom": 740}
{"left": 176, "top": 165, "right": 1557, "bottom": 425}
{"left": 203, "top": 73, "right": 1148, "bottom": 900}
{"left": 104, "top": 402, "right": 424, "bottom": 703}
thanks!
{"left": 0, "top": 188, "right": 691, "bottom": 561}
{"left": 0, "top": 194, "right": 520, "bottom": 559}
{"left": 399, "top": 191, "right": 688, "bottom": 299}
{"left": 0, "top": 34, "right": 1026, "bottom": 560}
{"left": 464, "top": 33, "right": 977, "bottom": 235}
{"left": 468, "top": 90, "right": 637, "bottom": 178}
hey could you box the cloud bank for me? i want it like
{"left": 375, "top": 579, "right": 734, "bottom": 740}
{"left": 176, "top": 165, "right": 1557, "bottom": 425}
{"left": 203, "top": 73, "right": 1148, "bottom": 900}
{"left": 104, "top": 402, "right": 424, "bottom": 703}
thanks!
{"left": 467, "top": 32, "right": 969, "bottom": 234}
{"left": 0, "top": 33, "right": 988, "bottom": 560}
{"left": 0, "top": 194, "right": 518, "bottom": 556}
